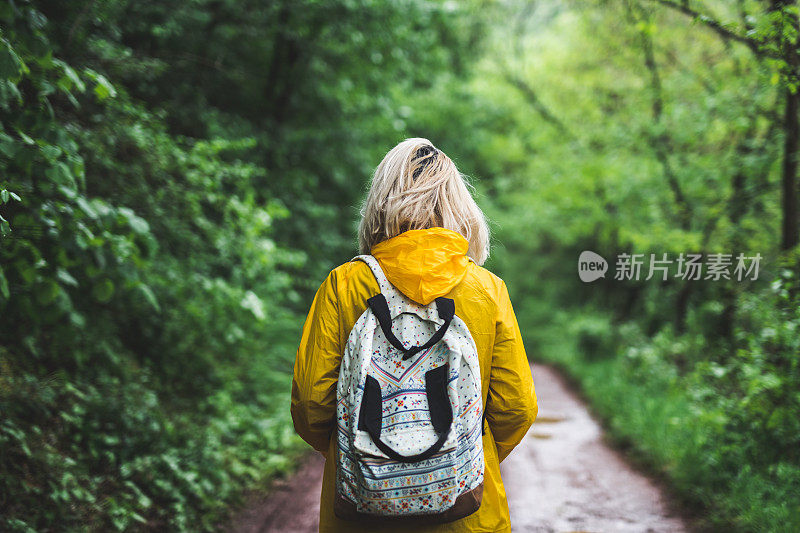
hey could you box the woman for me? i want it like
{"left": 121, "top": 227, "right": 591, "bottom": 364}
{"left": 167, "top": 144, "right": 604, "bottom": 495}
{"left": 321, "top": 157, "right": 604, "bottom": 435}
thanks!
{"left": 291, "top": 138, "right": 538, "bottom": 532}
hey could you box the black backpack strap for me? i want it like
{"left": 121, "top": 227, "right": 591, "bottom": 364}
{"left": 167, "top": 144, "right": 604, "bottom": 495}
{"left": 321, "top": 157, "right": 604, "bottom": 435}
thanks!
{"left": 351, "top": 255, "right": 455, "bottom": 360}
{"left": 367, "top": 293, "right": 455, "bottom": 360}
{"left": 358, "top": 364, "right": 452, "bottom": 463}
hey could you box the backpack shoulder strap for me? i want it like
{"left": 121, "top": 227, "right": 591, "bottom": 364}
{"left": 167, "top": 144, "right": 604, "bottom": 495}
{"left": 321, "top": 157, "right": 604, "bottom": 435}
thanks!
{"left": 350, "top": 254, "right": 396, "bottom": 297}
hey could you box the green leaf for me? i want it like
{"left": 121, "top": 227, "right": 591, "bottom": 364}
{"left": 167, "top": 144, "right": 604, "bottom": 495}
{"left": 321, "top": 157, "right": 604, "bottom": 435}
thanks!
{"left": 33, "top": 48, "right": 54, "bottom": 69}
{"left": 92, "top": 278, "right": 114, "bottom": 302}
{"left": 0, "top": 267, "right": 9, "bottom": 299}
{"left": 58, "top": 185, "right": 77, "bottom": 200}
{"left": 118, "top": 207, "right": 150, "bottom": 234}
{"left": 56, "top": 268, "right": 79, "bottom": 287}
{"left": 128, "top": 214, "right": 150, "bottom": 235}
{"left": 34, "top": 280, "right": 60, "bottom": 305}
{"left": 93, "top": 74, "right": 117, "bottom": 101}
{"left": 45, "top": 162, "right": 76, "bottom": 189}
{"left": 138, "top": 283, "right": 161, "bottom": 312}
{"left": 40, "top": 144, "right": 62, "bottom": 162}
{"left": 0, "top": 38, "right": 27, "bottom": 81}
{"left": 16, "top": 259, "right": 36, "bottom": 283}
{"left": 54, "top": 59, "right": 86, "bottom": 93}
{"left": 16, "top": 129, "right": 34, "bottom": 145}
{"left": 76, "top": 197, "right": 97, "bottom": 218}
{"left": 0, "top": 133, "right": 16, "bottom": 157}
{"left": 1, "top": 189, "right": 8, "bottom": 203}
{"left": 84, "top": 68, "right": 118, "bottom": 101}
{"left": 0, "top": 78, "right": 23, "bottom": 107}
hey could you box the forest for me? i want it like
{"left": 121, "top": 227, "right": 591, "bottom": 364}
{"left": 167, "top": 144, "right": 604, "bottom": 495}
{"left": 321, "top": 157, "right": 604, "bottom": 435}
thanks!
{"left": 1, "top": 0, "right": 798, "bottom": 531}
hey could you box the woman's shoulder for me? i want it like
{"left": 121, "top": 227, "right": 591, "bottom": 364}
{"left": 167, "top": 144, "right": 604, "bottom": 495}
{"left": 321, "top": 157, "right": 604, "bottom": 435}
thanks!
{"left": 461, "top": 260, "right": 508, "bottom": 300}
{"left": 326, "top": 258, "right": 372, "bottom": 284}
{"left": 327, "top": 259, "right": 361, "bottom": 277}
{"left": 319, "top": 259, "right": 379, "bottom": 301}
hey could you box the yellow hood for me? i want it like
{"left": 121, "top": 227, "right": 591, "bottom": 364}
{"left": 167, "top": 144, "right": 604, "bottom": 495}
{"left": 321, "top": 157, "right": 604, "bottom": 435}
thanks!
{"left": 370, "top": 227, "right": 470, "bottom": 305}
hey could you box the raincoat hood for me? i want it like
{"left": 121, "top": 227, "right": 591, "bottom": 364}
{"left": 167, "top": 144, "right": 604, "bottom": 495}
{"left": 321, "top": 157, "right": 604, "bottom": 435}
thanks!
{"left": 369, "top": 227, "right": 470, "bottom": 305}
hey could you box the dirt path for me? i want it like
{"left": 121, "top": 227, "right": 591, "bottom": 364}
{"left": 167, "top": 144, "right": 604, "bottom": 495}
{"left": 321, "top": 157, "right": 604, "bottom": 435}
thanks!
{"left": 226, "top": 452, "right": 325, "bottom": 533}
{"left": 226, "top": 364, "right": 687, "bottom": 533}
{"left": 500, "top": 365, "right": 686, "bottom": 532}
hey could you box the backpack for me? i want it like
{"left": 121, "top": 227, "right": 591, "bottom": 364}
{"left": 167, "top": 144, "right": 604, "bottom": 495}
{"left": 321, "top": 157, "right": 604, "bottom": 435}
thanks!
{"left": 334, "top": 254, "right": 485, "bottom": 524}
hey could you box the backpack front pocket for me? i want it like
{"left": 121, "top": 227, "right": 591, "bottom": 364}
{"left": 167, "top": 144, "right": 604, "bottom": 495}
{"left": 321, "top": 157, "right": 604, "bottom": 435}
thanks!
{"left": 352, "top": 426, "right": 460, "bottom": 516}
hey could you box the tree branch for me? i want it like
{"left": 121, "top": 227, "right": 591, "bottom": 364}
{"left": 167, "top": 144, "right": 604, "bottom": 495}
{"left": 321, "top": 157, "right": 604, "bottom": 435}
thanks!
{"left": 628, "top": 2, "right": 693, "bottom": 228}
{"left": 652, "top": 0, "right": 768, "bottom": 57}
{"left": 502, "top": 72, "right": 576, "bottom": 140}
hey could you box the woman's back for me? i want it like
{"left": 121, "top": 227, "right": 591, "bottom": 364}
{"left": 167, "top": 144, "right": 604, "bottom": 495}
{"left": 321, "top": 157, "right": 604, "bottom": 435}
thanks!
{"left": 292, "top": 226, "right": 537, "bottom": 532}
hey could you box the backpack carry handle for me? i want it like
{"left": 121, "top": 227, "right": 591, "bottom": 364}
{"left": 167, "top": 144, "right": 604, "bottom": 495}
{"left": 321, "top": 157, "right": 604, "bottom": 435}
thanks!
{"left": 358, "top": 364, "right": 453, "bottom": 463}
{"left": 367, "top": 294, "right": 455, "bottom": 360}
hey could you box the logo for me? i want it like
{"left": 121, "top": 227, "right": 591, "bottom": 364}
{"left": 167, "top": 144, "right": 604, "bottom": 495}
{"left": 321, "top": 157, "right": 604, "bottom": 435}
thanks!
{"left": 577, "top": 251, "right": 761, "bottom": 283}
{"left": 578, "top": 250, "right": 608, "bottom": 282}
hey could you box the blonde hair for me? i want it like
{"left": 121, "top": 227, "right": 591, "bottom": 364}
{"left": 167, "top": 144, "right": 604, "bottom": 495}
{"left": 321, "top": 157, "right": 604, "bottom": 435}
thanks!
{"left": 358, "top": 137, "right": 490, "bottom": 265}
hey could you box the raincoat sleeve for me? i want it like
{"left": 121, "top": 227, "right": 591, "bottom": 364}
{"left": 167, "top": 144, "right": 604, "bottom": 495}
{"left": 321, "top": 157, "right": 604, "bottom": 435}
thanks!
{"left": 485, "top": 280, "right": 538, "bottom": 462}
{"left": 290, "top": 269, "right": 342, "bottom": 453}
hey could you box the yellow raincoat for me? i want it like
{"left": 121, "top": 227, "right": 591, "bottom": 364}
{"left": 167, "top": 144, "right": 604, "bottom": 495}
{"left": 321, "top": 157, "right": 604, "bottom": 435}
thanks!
{"left": 291, "top": 227, "right": 538, "bottom": 533}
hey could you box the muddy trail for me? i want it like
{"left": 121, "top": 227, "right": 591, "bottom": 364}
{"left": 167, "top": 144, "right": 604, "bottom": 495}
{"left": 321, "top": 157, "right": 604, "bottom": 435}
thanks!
{"left": 226, "top": 364, "right": 688, "bottom": 533}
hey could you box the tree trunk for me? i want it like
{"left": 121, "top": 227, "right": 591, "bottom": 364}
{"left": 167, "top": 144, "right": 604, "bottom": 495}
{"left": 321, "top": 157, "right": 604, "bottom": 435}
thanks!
{"left": 781, "top": 87, "right": 800, "bottom": 250}
{"left": 774, "top": 0, "right": 800, "bottom": 250}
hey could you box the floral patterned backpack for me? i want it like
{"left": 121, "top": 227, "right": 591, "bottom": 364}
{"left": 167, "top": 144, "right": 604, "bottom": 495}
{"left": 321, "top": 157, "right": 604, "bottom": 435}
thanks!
{"left": 334, "top": 254, "right": 485, "bottom": 523}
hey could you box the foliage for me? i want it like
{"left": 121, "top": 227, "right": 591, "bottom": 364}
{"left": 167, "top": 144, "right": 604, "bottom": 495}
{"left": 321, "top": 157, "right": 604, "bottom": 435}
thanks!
{"left": 0, "top": 0, "right": 482, "bottom": 530}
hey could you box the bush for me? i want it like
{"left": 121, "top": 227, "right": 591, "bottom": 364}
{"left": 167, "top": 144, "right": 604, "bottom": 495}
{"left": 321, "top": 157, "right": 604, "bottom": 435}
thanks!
{"left": 567, "top": 312, "right": 618, "bottom": 360}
